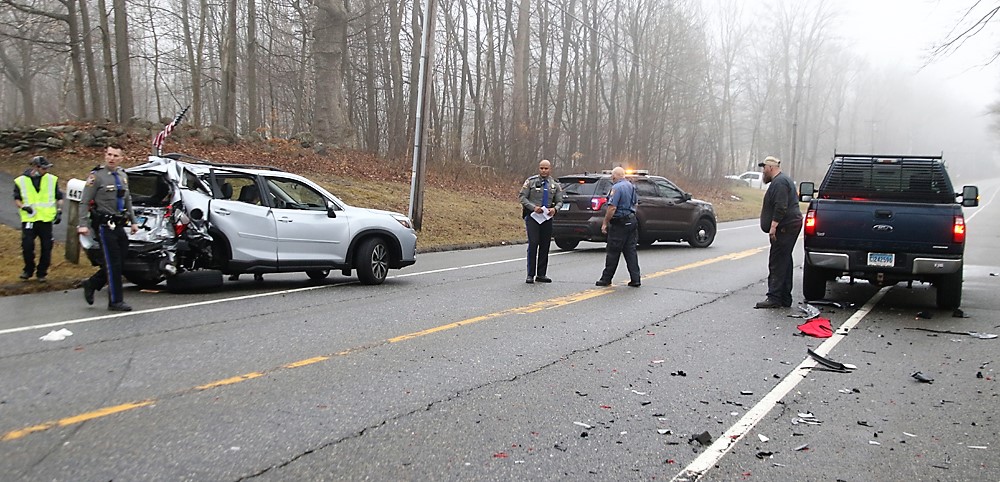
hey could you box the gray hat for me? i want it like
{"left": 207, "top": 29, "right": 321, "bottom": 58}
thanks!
{"left": 757, "top": 156, "right": 780, "bottom": 168}
{"left": 30, "top": 156, "right": 53, "bottom": 169}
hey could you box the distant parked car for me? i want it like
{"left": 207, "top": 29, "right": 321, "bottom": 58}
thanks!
{"left": 725, "top": 171, "right": 767, "bottom": 190}
{"left": 552, "top": 170, "right": 716, "bottom": 250}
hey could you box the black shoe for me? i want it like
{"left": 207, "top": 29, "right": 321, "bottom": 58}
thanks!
{"left": 83, "top": 280, "right": 95, "bottom": 305}
{"left": 595, "top": 279, "right": 612, "bottom": 287}
{"left": 19, "top": 272, "right": 30, "bottom": 280}
{"left": 627, "top": 281, "right": 641, "bottom": 287}
{"left": 754, "top": 299, "right": 781, "bottom": 309}
{"left": 108, "top": 302, "right": 133, "bottom": 312}
{"left": 535, "top": 275, "right": 552, "bottom": 283}
{"left": 525, "top": 276, "right": 534, "bottom": 284}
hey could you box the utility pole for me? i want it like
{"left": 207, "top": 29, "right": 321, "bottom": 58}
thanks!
{"left": 408, "top": 0, "right": 437, "bottom": 231}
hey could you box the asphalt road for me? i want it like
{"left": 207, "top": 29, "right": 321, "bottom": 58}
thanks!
{"left": 1, "top": 180, "right": 998, "bottom": 481}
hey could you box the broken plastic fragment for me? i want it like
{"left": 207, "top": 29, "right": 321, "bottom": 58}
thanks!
{"left": 798, "top": 318, "right": 833, "bottom": 338}
{"left": 807, "top": 349, "right": 855, "bottom": 372}
{"left": 39, "top": 328, "right": 73, "bottom": 341}
{"left": 869, "top": 441, "right": 881, "bottom": 445}
{"left": 758, "top": 434, "right": 769, "bottom": 443}
{"left": 755, "top": 451, "right": 773, "bottom": 459}
{"left": 793, "top": 444, "right": 809, "bottom": 451}
{"left": 968, "top": 445, "right": 988, "bottom": 450}
{"left": 573, "top": 421, "right": 593, "bottom": 429}
{"left": 912, "top": 371, "right": 935, "bottom": 384}
{"left": 903, "top": 432, "right": 916, "bottom": 437}
{"left": 658, "top": 429, "right": 671, "bottom": 435}
{"left": 797, "top": 303, "right": 821, "bottom": 319}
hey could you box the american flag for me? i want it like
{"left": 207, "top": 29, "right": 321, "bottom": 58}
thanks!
{"left": 152, "top": 105, "right": 191, "bottom": 156}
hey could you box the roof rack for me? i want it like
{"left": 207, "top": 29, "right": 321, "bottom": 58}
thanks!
{"left": 161, "top": 152, "right": 285, "bottom": 172}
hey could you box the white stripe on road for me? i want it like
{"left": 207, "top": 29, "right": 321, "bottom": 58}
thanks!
{"left": 0, "top": 251, "right": 573, "bottom": 336}
{"left": 672, "top": 287, "right": 890, "bottom": 481}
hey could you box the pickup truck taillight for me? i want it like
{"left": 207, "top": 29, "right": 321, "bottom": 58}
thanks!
{"left": 591, "top": 196, "right": 608, "bottom": 211}
{"left": 804, "top": 209, "right": 816, "bottom": 236}
{"left": 953, "top": 215, "right": 966, "bottom": 243}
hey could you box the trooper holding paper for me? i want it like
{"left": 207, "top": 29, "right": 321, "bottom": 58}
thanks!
{"left": 519, "top": 159, "right": 563, "bottom": 284}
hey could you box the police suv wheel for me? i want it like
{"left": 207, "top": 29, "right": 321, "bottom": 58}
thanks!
{"left": 687, "top": 218, "right": 716, "bottom": 248}
{"left": 554, "top": 238, "right": 580, "bottom": 251}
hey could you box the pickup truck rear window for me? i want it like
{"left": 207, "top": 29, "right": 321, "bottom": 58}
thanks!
{"left": 819, "top": 157, "right": 955, "bottom": 203}
{"left": 560, "top": 177, "right": 611, "bottom": 196}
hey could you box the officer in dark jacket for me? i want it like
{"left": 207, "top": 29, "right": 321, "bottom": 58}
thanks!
{"left": 755, "top": 156, "right": 803, "bottom": 309}
{"left": 519, "top": 159, "right": 563, "bottom": 283}
{"left": 595, "top": 166, "right": 641, "bottom": 287}
{"left": 77, "top": 144, "right": 139, "bottom": 311}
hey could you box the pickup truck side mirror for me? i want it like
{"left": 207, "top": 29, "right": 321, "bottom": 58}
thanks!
{"left": 798, "top": 181, "right": 815, "bottom": 202}
{"left": 961, "top": 185, "right": 979, "bottom": 207}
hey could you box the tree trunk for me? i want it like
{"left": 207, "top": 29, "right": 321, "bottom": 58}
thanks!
{"left": 79, "top": 0, "right": 103, "bottom": 120}
{"left": 0, "top": 47, "right": 36, "bottom": 124}
{"left": 112, "top": 0, "right": 134, "bottom": 120}
{"left": 180, "top": 0, "right": 201, "bottom": 126}
{"left": 97, "top": 0, "right": 117, "bottom": 121}
{"left": 385, "top": 0, "right": 405, "bottom": 159}
{"left": 311, "top": 0, "right": 355, "bottom": 146}
{"left": 247, "top": 0, "right": 259, "bottom": 135}
{"left": 220, "top": 0, "right": 237, "bottom": 131}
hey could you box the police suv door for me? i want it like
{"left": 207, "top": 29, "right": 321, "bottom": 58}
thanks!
{"left": 207, "top": 170, "right": 279, "bottom": 267}
{"left": 261, "top": 175, "right": 350, "bottom": 267}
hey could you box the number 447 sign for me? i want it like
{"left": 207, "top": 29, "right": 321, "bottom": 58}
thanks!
{"left": 66, "top": 178, "right": 86, "bottom": 202}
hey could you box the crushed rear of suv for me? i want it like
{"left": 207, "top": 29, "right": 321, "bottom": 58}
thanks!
{"left": 552, "top": 170, "right": 716, "bottom": 250}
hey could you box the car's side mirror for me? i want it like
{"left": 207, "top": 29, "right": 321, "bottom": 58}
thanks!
{"left": 683, "top": 193, "right": 692, "bottom": 201}
{"left": 325, "top": 199, "right": 338, "bottom": 218}
{"left": 798, "top": 181, "right": 815, "bottom": 202}
{"left": 961, "top": 185, "right": 979, "bottom": 207}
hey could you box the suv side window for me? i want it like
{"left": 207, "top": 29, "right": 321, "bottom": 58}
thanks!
{"left": 654, "top": 179, "right": 683, "bottom": 200}
{"left": 265, "top": 177, "right": 328, "bottom": 211}
{"left": 634, "top": 179, "right": 658, "bottom": 198}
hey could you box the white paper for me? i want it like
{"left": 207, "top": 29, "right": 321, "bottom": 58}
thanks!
{"left": 40, "top": 328, "right": 73, "bottom": 341}
{"left": 530, "top": 207, "right": 552, "bottom": 224}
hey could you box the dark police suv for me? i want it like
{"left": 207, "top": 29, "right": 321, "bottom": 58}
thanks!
{"left": 552, "top": 170, "right": 716, "bottom": 250}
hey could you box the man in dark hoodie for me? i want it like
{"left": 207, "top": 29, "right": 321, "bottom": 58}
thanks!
{"left": 755, "top": 156, "right": 802, "bottom": 309}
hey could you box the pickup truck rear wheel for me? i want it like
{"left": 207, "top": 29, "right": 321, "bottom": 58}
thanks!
{"left": 355, "top": 237, "right": 389, "bottom": 285}
{"left": 802, "top": 264, "right": 827, "bottom": 301}
{"left": 935, "top": 271, "right": 963, "bottom": 309}
{"left": 554, "top": 237, "right": 580, "bottom": 251}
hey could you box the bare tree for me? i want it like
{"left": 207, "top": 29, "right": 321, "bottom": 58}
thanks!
{"left": 113, "top": 0, "right": 135, "bottom": 120}
{"left": 311, "top": 0, "right": 355, "bottom": 146}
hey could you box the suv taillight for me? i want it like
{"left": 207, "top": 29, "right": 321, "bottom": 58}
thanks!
{"left": 953, "top": 215, "right": 966, "bottom": 243}
{"left": 804, "top": 209, "right": 816, "bottom": 236}
{"left": 591, "top": 197, "right": 608, "bottom": 211}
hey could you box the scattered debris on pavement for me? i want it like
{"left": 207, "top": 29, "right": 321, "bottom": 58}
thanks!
{"left": 797, "top": 318, "right": 833, "bottom": 338}
{"left": 905, "top": 327, "right": 997, "bottom": 339}
{"left": 911, "top": 371, "right": 935, "bottom": 383}
{"left": 807, "top": 349, "right": 857, "bottom": 372}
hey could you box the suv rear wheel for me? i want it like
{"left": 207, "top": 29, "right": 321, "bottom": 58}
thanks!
{"left": 554, "top": 237, "right": 580, "bottom": 251}
{"left": 355, "top": 237, "right": 389, "bottom": 285}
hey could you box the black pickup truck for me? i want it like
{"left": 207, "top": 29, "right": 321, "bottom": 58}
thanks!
{"left": 798, "top": 154, "right": 979, "bottom": 308}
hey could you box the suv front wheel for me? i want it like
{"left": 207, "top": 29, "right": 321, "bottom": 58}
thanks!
{"left": 687, "top": 218, "right": 717, "bottom": 248}
{"left": 355, "top": 237, "right": 390, "bottom": 285}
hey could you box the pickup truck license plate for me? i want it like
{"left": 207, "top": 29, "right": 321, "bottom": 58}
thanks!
{"left": 868, "top": 252, "right": 894, "bottom": 267}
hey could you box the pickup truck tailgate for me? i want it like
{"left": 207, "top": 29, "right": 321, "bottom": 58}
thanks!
{"left": 810, "top": 199, "right": 962, "bottom": 254}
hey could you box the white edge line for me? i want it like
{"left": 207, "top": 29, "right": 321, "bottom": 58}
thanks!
{"left": 1, "top": 251, "right": 572, "bottom": 336}
{"left": 672, "top": 286, "right": 890, "bottom": 481}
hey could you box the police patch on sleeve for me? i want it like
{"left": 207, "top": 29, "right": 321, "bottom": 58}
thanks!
{"left": 85, "top": 174, "right": 96, "bottom": 186}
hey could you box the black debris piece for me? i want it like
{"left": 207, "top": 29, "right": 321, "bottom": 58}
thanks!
{"left": 807, "top": 349, "right": 856, "bottom": 373}
{"left": 756, "top": 451, "right": 774, "bottom": 459}
{"left": 740, "top": 390, "right": 753, "bottom": 396}
{"left": 977, "top": 371, "right": 984, "bottom": 379}
{"left": 575, "top": 391, "right": 588, "bottom": 397}
{"left": 905, "top": 327, "right": 998, "bottom": 339}
{"left": 858, "top": 421, "right": 873, "bottom": 427}
{"left": 672, "top": 370, "right": 687, "bottom": 377}
{"left": 554, "top": 443, "right": 567, "bottom": 452}
{"left": 912, "top": 371, "right": 935, "bottom": 384}
{"left": 916, "top": 311, "right": 933, "bottom": 319}
{"left": 691, "top": 431, "right": 713, "bottom": 446}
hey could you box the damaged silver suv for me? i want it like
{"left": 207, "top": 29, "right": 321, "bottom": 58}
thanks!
{"left": 110, "top": 154, "right": 416, "bottom": 291}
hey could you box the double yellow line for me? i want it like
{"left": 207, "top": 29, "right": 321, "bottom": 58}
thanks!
{"left": 3, "top": 246, "right": 764, "bottom": 442}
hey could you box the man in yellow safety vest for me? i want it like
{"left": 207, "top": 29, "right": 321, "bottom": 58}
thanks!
{"left": 13, "top": 156, "right": 64, "bottom": 282}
